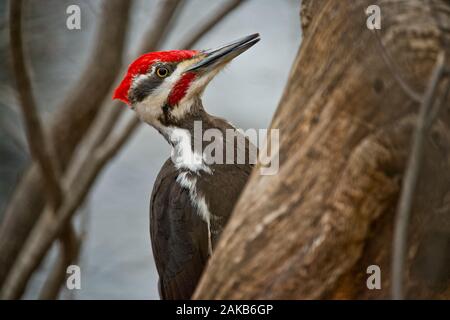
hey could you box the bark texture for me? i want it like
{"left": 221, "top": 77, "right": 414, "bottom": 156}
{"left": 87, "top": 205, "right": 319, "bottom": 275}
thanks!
{"left": 195, "top": 0, "right": 450, "bottom": 299}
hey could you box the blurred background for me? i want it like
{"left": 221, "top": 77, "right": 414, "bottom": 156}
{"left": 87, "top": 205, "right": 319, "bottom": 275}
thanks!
{"left": 0, "top": 0, "right": 301, "bottom": 299}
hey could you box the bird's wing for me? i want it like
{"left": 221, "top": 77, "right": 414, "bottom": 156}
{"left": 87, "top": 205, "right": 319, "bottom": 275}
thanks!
{"left": 150, "top": 159, "right": 210, "bottom": 300}
{"left": 196, "top": 119, "right": 254, "bottom": 247}
{"left": 197, "top": 164, "right": 252, "bottom": 248}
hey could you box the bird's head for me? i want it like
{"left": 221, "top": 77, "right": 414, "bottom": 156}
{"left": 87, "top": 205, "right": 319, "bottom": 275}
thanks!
{"left": 113, "top": 33, "right": 260, "bottom": 128}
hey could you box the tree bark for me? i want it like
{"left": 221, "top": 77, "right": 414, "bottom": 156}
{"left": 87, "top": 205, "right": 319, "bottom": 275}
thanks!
{"left": 195, "top": 0, "right": 450, "bottom": 299}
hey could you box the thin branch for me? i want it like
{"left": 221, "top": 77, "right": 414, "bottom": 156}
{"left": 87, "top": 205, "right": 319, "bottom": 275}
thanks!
{"left": 0, "top": 0, "right": 132, "bottom": 289}
{"left": 48, "top": 0, "right": 132, "bottom": 165}
{"left": 97, "top": 116, "right": 141, "bottom": 161}
{"left": 1, "top": 134, "right": 125, "bottom": 299}
{"left": 8, "top": 0, "right": 82, "bottom": 300}
{"left": 0, "top": 0, "right": 247, "bottom": 300}
{"left": 137, "top": 0, "right": 185, "bottom": 54}
{"left": 38, "top": 228, "right": 80, "bottom": 300}
{"left": 37, "top": 0, "right": 137, "bottom": 299}
{"left": 391, "top": 52, "right": 448, "bottom": 300}
{"left": 372, "top": 29, "right": 423, "bottom": 103}
{"left": 179, "top": 0, "right": 247, "bottom": 49}
{"left": 0, "top": 117, "right": 27, "bottom": 153}
{"left": 9, "top": 0, "right": 62, "bottom": 209}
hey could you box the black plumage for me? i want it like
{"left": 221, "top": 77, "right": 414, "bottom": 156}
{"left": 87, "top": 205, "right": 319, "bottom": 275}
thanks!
{"left": 150, "top": 100, "right": 253, "bottom": 299}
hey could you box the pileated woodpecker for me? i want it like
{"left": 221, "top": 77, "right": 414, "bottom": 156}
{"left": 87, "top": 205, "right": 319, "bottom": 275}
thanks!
{"left": 113, "top": 34, "right": 260, "bottom": 299}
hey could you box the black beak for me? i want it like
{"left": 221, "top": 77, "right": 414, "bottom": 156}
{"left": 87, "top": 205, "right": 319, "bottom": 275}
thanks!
{"left": 186, "top": 33, "right": 260, "bottom": 72}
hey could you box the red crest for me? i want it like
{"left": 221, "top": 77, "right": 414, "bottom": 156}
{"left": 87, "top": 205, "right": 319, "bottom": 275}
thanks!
{"left": 113, "top": 50, "right": 198, "bottom": 105}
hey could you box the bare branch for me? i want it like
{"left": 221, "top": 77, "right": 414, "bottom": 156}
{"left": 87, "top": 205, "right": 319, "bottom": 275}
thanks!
{"left": 8, "top": 0, "right": 83, "bottom": 300}
{"left": 9, "top": 0, "right": 62, "bottom": 209}
{"left": 1, "top": 139, "right": 121, "bottom": 299}
{"left": 137, "top": 0, "right": 185, "bottom": 54}
{"left": 179, "top": 0, "right": 247, "bottom": 49}
{"left": 0, "top": 0, "right": 132, "bottom": 288}
{"left": 50, "top": 0, "right": 133, "bottom": 165}
{"left": 97, "top": 117, "right": 141, "bottom": 161}
{"left": 38, "top": 228, "right": 80, "bottom": 300}
{"left": 391, "top": 52, "right": 448, "bottom": 300}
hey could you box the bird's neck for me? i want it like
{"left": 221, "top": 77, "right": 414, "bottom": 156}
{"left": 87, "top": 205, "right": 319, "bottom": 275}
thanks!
{"left": 156, "top": 97, "right": 234, "bottom": 172}
{"left": 157, "top": 97, "right": 205, "bottom": 140}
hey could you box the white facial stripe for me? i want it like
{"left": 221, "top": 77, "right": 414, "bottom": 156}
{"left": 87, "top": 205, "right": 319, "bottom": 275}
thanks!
{"left": 133, "top": 64, "right": 178, "bottom": 127}
{"left": 133, "top": 60, "right": 191, "bottom": 125}
{"left": 132, "top": 57, "right": 224, "bottom": 124}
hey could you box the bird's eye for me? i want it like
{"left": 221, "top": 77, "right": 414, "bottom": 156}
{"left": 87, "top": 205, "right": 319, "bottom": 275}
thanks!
{"left": 156, "top": 67, "right": 169, "bottom": 78}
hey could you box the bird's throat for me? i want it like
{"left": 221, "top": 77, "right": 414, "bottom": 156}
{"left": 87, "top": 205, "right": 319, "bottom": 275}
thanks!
{"left": 157, "top": 98, "right": 213, "bottom": 173}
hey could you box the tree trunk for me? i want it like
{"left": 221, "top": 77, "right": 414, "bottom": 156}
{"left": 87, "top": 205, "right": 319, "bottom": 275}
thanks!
{"left": 195, "top": 0, "right": 450, "bottom": 299}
